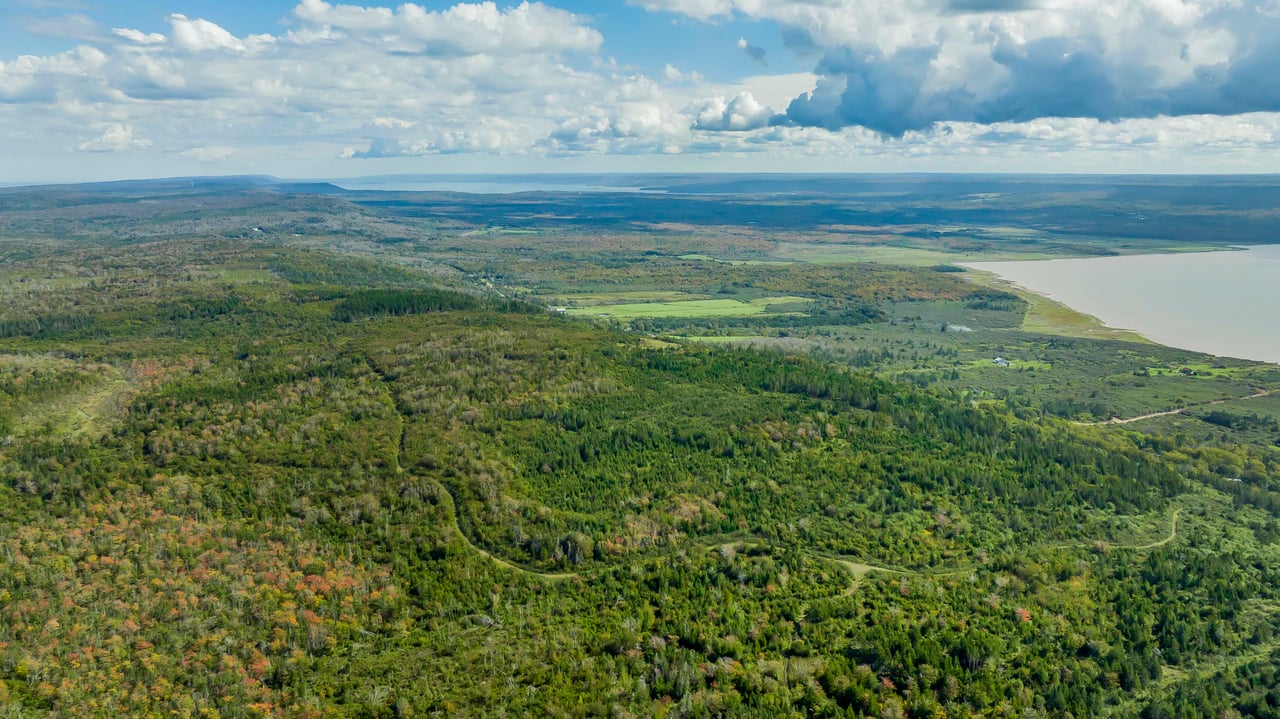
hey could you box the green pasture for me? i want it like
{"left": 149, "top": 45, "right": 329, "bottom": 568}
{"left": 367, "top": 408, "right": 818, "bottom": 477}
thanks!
{"left": 550, "top": 290, "right": 704, "bottom": 306}
{"left": 566, "top": 296, "right": 811, "bottom": 319}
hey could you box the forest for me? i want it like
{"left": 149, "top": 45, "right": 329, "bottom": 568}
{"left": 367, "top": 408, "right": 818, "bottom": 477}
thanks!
{"left": 1, "top": 179, "right": 1279, "bottom": 717}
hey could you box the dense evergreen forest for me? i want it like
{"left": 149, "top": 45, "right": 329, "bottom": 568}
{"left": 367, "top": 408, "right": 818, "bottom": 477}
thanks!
{"left": 2, "top": 183, "right": 1279, "bottom": 717}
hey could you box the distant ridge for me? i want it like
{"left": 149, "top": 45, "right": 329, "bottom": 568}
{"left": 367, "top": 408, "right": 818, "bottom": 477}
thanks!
{"left": 0, "top": 175, "right": 347, "bottom": 196}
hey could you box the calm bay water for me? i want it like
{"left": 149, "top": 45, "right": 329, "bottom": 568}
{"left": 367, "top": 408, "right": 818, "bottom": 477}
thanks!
{"left": 964, "top": 245, "right": 1280, "bottom": 364}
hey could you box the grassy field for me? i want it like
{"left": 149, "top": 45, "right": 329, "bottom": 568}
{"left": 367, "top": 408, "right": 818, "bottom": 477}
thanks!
{"left": 547, "top": 290, "right": 704, "bottom": 306}
{"left": 1144, "top": 363, "right": 1249, "bottom": 378}
{"left": 0, "top": 355, "right": 132, "bottom": 438}
{"left": 565, "top": 296, "right": 811, "bottom": 319}
{"left": 18, "top": 373, "right": 132, "bottom": 438}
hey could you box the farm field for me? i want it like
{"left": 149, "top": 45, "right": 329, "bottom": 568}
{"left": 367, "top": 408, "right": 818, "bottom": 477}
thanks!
{"left": 565, "top": 296, "right": 811, "bottom": 319}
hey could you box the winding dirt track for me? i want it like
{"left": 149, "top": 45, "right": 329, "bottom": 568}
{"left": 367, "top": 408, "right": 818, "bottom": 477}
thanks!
{"left": 371, "top": 355, "right": 1188, "bottom": 587}
{"left": 432, "top": 479, "right": 577, "bottom": 582}
{"left": 1131, "top": 508, "right": 1181, "bottom": 550}
{"left": 1078, "top": 389, "right": 1273, "bottom": 426}
{"left": 441, "top": 499, "right": 1186, "bottom": 586}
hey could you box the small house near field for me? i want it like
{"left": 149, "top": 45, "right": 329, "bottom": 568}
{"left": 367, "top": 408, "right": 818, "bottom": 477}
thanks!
{"left": 993, "top": 357, "right": 1011, "bottom": 368}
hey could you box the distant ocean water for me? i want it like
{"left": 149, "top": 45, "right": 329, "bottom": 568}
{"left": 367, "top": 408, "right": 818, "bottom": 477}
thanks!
{"left": 964, "top": 245, "right": 1280, "bottom": 364}
{"left": 333, "top": 179, "right": 653, "bottom": 194}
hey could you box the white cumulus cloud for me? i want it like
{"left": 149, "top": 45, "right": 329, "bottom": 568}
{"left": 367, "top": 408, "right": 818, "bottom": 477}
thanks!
{"left": 167, "top": 14, "right": 249, "bottom": 53}
{"left": 112, "top": 28, "right": 166, "bottom": 45}
{"left": 692, "top": 92, "right": 774, "bottom": 131}
{"left": 76, "top": 124, "right": 151, "bottom": 152}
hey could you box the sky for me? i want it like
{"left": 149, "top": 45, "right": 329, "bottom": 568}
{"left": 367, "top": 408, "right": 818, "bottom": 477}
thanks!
{"left": 2, "top": 0, "right": 1280, "bottom": 183}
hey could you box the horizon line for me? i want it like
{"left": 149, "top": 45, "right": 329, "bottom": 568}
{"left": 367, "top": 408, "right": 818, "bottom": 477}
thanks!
{"left": 5, "top": 170, "right": 1280, "bottom": 192}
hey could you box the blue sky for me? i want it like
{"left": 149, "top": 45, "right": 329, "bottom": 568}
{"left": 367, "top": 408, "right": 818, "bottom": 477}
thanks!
{"left": 1, "top": 0, "right": 1279, "bottom": 183}
{"left": 3, "top": 2, "right": 809, "bottom": 81}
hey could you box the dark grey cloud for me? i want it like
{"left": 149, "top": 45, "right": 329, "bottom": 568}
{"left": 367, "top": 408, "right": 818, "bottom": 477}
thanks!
{"left": 352, "top": 139, "right": 402, "bottom": 158}
{"left": 776, "top": 6, "right": 1280, "bottom": 137}
{"left": 738, "top": 38, "right": 767, "bottom": 64}
{"left": 783, "top": 46, "right": 944, "bottom": 135}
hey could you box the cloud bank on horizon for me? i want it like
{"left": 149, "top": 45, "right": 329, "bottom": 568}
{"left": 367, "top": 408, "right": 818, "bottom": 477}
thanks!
{"left": 0, "top": 0, "right": 1278, "bottom": 179}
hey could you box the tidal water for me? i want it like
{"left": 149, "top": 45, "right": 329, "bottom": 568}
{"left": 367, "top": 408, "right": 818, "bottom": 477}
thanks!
{"left": 964, "top": 245, "right": 1280, "bottom": 364}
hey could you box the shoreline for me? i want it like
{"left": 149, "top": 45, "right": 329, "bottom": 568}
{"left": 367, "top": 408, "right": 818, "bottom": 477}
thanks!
{"left": 958, "top": 267, "right": 1153, "bottom": 345}
{"left": 960, "top": 245, "right": 1280, "bottom": 365}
